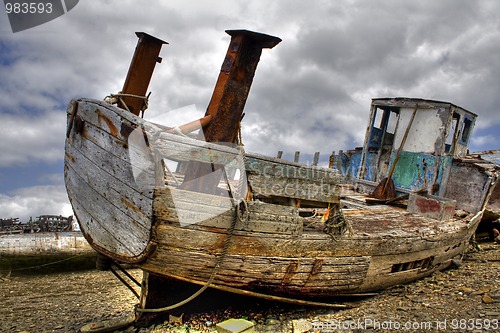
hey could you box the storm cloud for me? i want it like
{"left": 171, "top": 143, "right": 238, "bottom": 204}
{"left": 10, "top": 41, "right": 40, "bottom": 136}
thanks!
{"left": 1, "top": 0, "right": 499, "bottom": 221}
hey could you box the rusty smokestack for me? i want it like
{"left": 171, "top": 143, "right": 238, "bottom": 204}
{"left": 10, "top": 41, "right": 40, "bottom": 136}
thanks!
{"left": 200, "top": 29, "right": 281, "bottom": 143}
{"left": 119, "top": 32, "right": 168, "bottom": 116}
{"left": 180, "top": 29, "right": 281, "bottom": 193}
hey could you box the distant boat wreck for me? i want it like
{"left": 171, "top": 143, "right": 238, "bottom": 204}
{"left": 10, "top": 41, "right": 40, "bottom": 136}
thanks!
{"left": 0, "top": 215, "right": 96, "bottom": 273}
{"left": 64, "top": 30, "right": 499, "bottom": 312}
{"left": 0, "top": 215, "right": 75, "bottom": 234}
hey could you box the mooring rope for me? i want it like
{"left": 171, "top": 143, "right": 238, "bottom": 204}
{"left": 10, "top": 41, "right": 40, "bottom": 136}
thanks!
{"left": 104, "top": 92, "right": 150, "bottom": 117}
{"left": 135, "top": 204, "right": 239, "bottom": 313}
{"left": 0, "top": 253, "right": 86, "bottom": 273}
{"left": 135, "top": 163, "right": 241, "bottom": 313}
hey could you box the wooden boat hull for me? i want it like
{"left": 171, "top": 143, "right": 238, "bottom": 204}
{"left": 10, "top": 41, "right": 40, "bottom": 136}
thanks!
{"left": 141, "top": 187, "right": 481, "bottom": 297}
{"left": 65, "top": 98, "right": 485, "bottom": 299}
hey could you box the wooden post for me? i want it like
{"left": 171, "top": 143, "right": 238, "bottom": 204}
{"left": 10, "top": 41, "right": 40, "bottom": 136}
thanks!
{"left": 328, "top": 151, "right": 335, "bottom": 168}
{"left": 337, "top": 150, "right": 343, "bottom": 171}
{"left": 313, "top": 152, "right": 320, "bottom": 166}
{"left": 180, "top": 30, "right": 281, "bottom": 193}
{"left": 201, "top": 30, "right": 281, "bottom": 144}
{"left": 294, "top": 151, "right": 300, "bottom": 163}
{"left": 119, "top": 32, "right": 167, "bottom": 116}
{"left": 111, "top": 32, "right": 167, "bottom": 325}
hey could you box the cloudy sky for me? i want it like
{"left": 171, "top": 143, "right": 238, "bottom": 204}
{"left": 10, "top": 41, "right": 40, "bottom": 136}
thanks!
{"left": 1, "top": 0, "right": 499, "bottom": 222}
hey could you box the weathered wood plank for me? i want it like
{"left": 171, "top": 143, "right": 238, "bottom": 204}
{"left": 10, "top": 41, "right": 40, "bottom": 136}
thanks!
{"left": 245, "top": 153, "right": 341, "bottom": 182}
{"left": 245, "top": 153, "right": 341, "bottom": 203}
{"left": 153, "top": 188, "right": 303, "bottom": 235}
{"left": 150, "top": 251, "right": 369, "bottom": 274}
{"left": 65, "top": 159, "right": 150, "bottom": 258}
{"left": 247, "top": 174, "right": 339, "bottom": 203}
{"left": 66, "top": 180, "right": 139, "bottom": 257}
{"left": 70, "top": 99, "right": 138, "bottom": 140}
{"left": 141, "top": 251, "right": 369, "bottom": 291}
{"left": 301, "top": 220, "right": 477, "bottom": 258}
{"left": 71, "top": 110, "right": 158, "bottom": 189}
{"left": 149, "top": 133, "right": 244, "bottom": 167}
{"left": 154, "top": 224, "right": 301, "bottom": 257}
{"left": 74, "top": 99, "right": 244, "bottom": 166}
{"left": 66, "top": 141, "right": 153, "bottom": 226}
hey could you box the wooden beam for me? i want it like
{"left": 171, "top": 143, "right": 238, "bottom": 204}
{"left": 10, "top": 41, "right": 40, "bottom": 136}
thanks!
{"left": 313, "top": 152, "right": 320, "bottom": 166}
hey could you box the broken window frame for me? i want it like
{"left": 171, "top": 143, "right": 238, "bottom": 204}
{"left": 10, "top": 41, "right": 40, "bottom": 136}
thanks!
{"left": 459, "top": 114, "right": 474, "bottom": 146}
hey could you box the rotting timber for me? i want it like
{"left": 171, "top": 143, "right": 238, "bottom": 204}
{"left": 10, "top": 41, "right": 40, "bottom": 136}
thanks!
{"left": 64, "top": 29, "right": 499, "bottom": 326}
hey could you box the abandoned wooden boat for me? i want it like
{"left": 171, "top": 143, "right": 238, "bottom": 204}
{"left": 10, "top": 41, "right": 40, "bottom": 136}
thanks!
{"left": 64, "top": 95, "right": 498, "bottom": 300}
{"left": 64, "top": 31, "right": 499, "bottom": 309}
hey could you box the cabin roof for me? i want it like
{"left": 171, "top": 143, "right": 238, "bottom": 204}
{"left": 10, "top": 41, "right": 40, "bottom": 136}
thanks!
{"left": 372, "top": 97, "right": 477, "bottom": 118}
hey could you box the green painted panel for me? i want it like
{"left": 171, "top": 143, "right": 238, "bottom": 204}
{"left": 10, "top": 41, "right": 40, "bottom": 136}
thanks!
{"left": 390, "top": 151, "right": 451, "bottom": 192}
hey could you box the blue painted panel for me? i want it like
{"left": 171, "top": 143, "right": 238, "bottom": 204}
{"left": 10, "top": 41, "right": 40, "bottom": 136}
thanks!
{"left": 368, "top": 128, "right": 383, "bottom": 148}
{"left": 338, "top": 151, "right": 378, "bottom": 182}
{"left": 363, "top": 153, "right": 378, "bottom": 181}
{"left": 341, "top": 152, "right": 361, "bottom": 179}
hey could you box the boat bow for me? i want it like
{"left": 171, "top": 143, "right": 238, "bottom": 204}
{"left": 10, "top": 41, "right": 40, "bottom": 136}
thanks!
{"left": 64, "top": 98, "right": 157, "bottom": 263}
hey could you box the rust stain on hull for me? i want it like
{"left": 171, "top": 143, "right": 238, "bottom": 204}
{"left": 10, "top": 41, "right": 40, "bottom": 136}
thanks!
{"left": 281, "top": 261, "right": 298, "bottom": 285}
{"left": 120, "top": 197, "right": 142, "bottom": 214}
{"left": 65, "top": 151, "right": 75, "bottom": 163}
{"left": 96, "top": 109, "right": 118, "bottom": 137}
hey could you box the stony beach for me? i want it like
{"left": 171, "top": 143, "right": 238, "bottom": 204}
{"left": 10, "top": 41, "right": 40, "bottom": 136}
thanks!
{"left": 1, "top": 241, "right": 499, "bottom": 333}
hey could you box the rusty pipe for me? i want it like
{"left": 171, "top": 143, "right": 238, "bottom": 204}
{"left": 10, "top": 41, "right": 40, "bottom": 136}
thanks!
{"left": 167, "top": 115, "right": 213, "bottom": 135}
{"left": 201, "top": 30, "right": 281, "bottom": 144}
{"left": 180, "top": 29, "right": 281, "bottom": 193}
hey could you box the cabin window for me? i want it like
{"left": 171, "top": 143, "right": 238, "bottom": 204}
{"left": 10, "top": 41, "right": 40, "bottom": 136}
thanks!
{"left": 386, "top": 111, "right": 398, "bottom": 135}
{"left": 459, "top": 115, "right": 474, "bottom": 145}
{"left": 384, "top": 109, "right": 398, "bottom": 146}
{"left": 374, "top": 108, "right": 385, "bottom": 129}
{"left": 368, "top": 109, "right": 384, "bottom": 147}
{"left": 368, "top": 107, "right": 399, "bottom": 148}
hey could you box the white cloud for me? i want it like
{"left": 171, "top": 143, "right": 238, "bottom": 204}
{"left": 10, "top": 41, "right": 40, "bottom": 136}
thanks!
{"left": 471, "top": 135, "right": 497, "bottom": 150}
{"left": 0, "top": 185, "right": 72, "bottom": 222}
{"left": 0, "top": 110, "right": 66, "bottom": 167}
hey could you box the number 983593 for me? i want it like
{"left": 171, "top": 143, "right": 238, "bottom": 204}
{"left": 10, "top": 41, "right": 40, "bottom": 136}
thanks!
{"left": 5, "top": 2, "right": 53, "bottom": 14}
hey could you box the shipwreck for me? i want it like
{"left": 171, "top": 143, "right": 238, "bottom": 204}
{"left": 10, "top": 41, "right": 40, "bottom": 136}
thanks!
{"left": 64, "top": 30, "right": 499, "bottom": 317}
{"left": 0, "top": 215, "right": 95, "bottom": 274}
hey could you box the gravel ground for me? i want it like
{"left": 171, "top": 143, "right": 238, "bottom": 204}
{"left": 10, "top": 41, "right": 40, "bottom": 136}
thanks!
{"left": 1, "top": 241, "right": 499, "bottom": 333}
